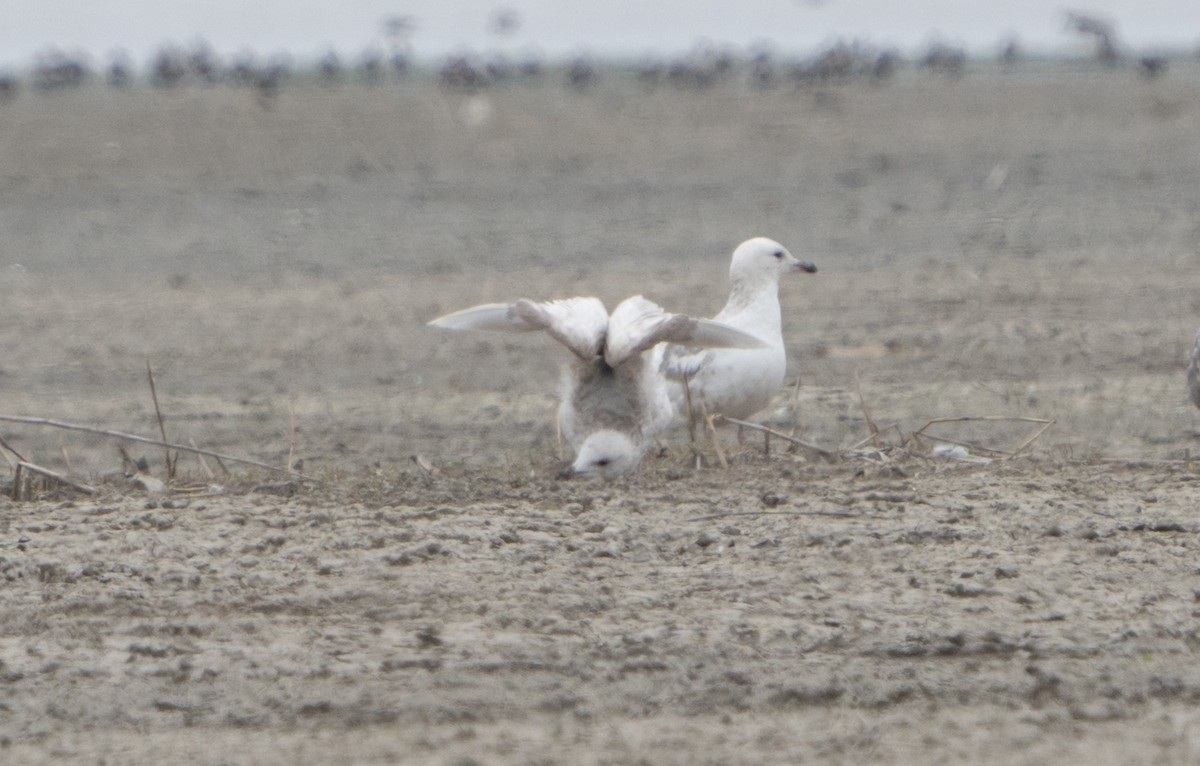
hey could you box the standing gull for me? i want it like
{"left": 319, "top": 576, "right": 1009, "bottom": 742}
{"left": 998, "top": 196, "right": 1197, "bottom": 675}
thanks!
{"left": 429, "top": 294, "right": 766, "bottom": 478}
{"left": 663, "top": 237, "right": 817, "bottom": 434}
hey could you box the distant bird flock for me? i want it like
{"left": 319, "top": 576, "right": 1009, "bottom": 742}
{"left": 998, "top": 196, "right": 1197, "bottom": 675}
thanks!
{"left": 0, "top": 8, "right": 1189, "bottom": 105}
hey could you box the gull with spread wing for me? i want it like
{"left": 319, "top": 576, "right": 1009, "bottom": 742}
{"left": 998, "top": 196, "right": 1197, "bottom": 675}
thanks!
{"left": 429, "top": 294, "right": 767, "bottom": 478}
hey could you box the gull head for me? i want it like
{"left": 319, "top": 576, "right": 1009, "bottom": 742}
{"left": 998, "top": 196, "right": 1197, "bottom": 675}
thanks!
{"left": 559, "top": 430, "right": 642, "bottom": 480}
{"left": 729, "top": 237, "right": 817, "bottom": 289}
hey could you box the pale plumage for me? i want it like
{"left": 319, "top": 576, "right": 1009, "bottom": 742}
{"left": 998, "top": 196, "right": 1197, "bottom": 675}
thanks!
{"left": 429, "top": 294, "right": 766, "bottom": 478}
{"left": 663, "top": 237, "right": 816, "bottom": 428}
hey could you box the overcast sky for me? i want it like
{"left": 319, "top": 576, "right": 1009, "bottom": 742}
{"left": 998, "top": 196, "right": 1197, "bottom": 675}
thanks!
{"left": 0, "top": 1, "right": 1196, "bottom": 67}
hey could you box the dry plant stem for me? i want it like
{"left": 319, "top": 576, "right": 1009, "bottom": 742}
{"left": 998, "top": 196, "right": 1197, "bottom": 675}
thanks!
{"left": 145, "top": 359, "right": 174, "bottom": 479}
{"left": 790, "top": 375, "right": 802, "bottom": 436}
{"left": 846, "top": 434, "right": 878, "bottom": 451}
{"left": 189, "top": 437, "right": 218, "bottom": 480}
{"left": 854, "top": 370, "right": 882, "bottom": 450}
{"left": 411, "top": 454, "right": 437, "bottom": 484}
{"left": 0, "top": 414, "right": 319, "bottom": 482}
{"left": 16, "top": 460, "right": 98, "bottom": 496}
{"left": 1088, "top": 456, "right": 1196, "bottom": 466}
{"left": 681, "top": 369, "right": 697, "bottom": 445}
{"left": 0, "top": 432, "right": 28, "bottom": 465}
{"left": 9, "top": 463, "right": 20, "bottom": 500}
{"left": 1012, "top": 418, "right": 1056, "bottom": 456}
{"left": 719, "top": 416, "right": 837, "bottom": 461}
{"left": 911, "top": 416, "right": 1055, "bottom": 458}
{"left": 59, "top": 443, "right": 74, "bottom": 475}
{"left": 704, "top": 413, "right": 729, "bottom": 469}
{"left": 118, "top": 444, "right": 136, "bottom": 474}
{"left": 847, "top": 423, "right": 906, "bottom": 452}
{"left": 914, "top": 432, "right": 1013, "bottom": 457}
{"left": 286, "top": 401, "right": 297, "bottom": 473}
{"left": 687, "top": 509, "right": 857, "bottom": 522}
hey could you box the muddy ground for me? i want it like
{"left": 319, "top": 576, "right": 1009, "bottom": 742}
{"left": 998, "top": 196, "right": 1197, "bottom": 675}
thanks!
{"left": 2, "top": 61, "right": 1200, "bottom": 763}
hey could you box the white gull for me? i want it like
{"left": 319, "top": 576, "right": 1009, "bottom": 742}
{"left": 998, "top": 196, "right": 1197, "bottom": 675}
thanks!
{"left": 429, "top": 294, "right": 767, "bottom": 478}
{"left": 663, "top": 237, "right": 816, "bottom": 432}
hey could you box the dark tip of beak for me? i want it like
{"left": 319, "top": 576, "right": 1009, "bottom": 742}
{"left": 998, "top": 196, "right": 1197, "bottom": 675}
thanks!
{"left": 556, "top": 468, "right": 577, "bottom": 480}
{"left": 796, "top": 262, "right": 817, "bottom": 274}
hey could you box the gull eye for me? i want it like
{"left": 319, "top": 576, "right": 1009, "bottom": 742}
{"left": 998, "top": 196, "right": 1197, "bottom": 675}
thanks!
{"left": 772, "top": 250, "right": 784, "bottom": 260}
{"left": 596, "top": 458, "right": 611, "bottom": 467}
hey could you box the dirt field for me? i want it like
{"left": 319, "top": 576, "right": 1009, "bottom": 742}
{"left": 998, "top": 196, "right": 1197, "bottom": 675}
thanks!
{"left": 2, "top": 60, "right": 1200, "bottom": 763}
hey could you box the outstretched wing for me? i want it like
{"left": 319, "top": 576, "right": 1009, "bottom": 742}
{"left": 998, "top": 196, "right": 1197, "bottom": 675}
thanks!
{"left": 428, "top": 297, "right": 610, "bottom": 361}
{"left": 427, "top": 302, "right": 531, "bottom": 332}
{"left": 605, "top": 295, "right": 767, "bottom": 368}
{"left": 511, "top": 297, "right": 609, "bottom": 360}
{"left": 659, "top": 320, "right": 771, "bottom": 381}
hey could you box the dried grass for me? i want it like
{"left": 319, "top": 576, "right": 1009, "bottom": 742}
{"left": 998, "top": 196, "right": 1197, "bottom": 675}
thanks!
{"left": 0, "top": 413, "right": 318, "bottom": 498}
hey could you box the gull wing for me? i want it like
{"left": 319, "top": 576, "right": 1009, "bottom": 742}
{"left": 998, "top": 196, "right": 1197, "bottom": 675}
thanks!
{"left": 511, "top": 297, "right": 609, "bottom": 360}
{"left": 658, "top": 320, "right": 769, "bottom": 381}
{"left": 679, "top": 317, "right": 769, "bottom": 351}
{"left": 605, "top": 295, "right": 767, "bottom": 368}
{"left": 427, "top": 302, "right": 534, "bottom": 333}
{"left": 429, "top": 297, "right": 610, "bottom": 361}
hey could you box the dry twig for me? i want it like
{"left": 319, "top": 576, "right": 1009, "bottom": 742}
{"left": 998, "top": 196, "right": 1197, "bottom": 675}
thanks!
{"left": 411, "top": 454, "right": 439, "bottom": 484}
{"left": 908, "top": 416, "right": 1055, "bottom": 458}
{"left": 704, "top": 413, "right": 729, "bottom": 469}
{"left": 145, "top": 359, "right": 174, "bottom": 478}
{"left": 13, "top": 461, "right": 98, "bottom": 498}
{"left": 0, "top": 433, "right": 28, "bottom": 465}
{"left": 681, "top": 369, "right": 697, "bottom": 444}
{"left": 719, "top": 416, "right": 837, "bottom": 461}
{"left": 286, "top": 400, "right": 298, "bottom": 473}
{"left": 686, "top": 509, "right": 858, "bottom": 522}
{"left": 854, "top": 370, "right": 882, "bottom": 450}
{"left": 189, "top": 437, "right": 218, "bottom": 480}
{"left": 0, "top": 414, "right": 318, "bottom": 482}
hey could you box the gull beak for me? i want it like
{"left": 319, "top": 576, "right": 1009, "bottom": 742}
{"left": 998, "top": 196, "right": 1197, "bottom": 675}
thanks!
{"left": 792, "top": 261, "right": 817, "bottom": 274}
{"left": 556, "top": 466, "right": 579, "bottom": 480}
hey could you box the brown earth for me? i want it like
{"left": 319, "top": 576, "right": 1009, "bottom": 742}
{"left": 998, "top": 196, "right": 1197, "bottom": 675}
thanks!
{"left": 1, "top": 61, "right": 1200, "bottom": 764}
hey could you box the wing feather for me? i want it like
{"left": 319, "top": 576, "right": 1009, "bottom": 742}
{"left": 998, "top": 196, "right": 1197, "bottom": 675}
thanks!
{"left": 511, "top": 297, "right": 609, "bottom": 360}
{"left": 427, "top": 303, "right": 533, "bottom": 333}
{"left": 429, "top": 297, "right": 610, "bottom": 361}
{"left": 606, "top": 295, "right": 767, "bottom": 368}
